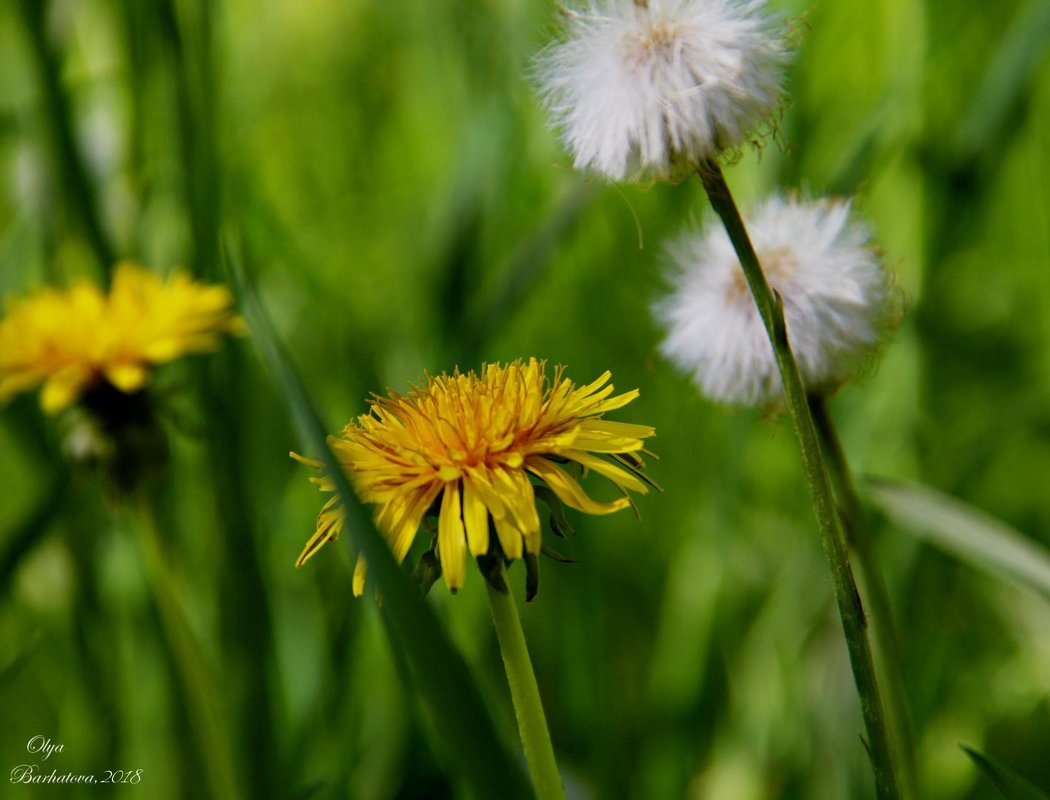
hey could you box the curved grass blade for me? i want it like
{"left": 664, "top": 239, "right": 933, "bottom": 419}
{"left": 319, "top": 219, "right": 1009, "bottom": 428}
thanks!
{"left": 225, "top": 239, "right": 532, "bottom": 800}
{"left": 866, "top": 478, "right": 1050, "bottom": 600}
{"left": 961, "top": 745, "right": 1050, "bottom": 800}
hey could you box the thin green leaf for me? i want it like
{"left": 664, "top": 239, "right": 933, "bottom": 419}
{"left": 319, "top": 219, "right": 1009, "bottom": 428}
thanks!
{"left": 866, "top": 478, "right": 1050, "bottom": 600}
{"left": 224, "top": 238, "right": 532, "bottom": 800}
{"left": 961, "top": 745, "right": 1050, "bottom": 800}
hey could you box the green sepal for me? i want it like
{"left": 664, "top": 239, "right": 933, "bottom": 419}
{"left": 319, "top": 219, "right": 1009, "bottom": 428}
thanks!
{"left": 609, "top": 452, "right": 662, "bottom": 493}
{"left": 540, "top": 544, "right": 576, "bottom": 564}
{"left": 534, "top": 484, "right": 575, "bottom": 538}
{"left": 476, "top": 552, "right": 508, "bottom": 594}
{"left": 524, "top": 552, "right": 539, "bottom": 603}
{"left": 412, "top": 543, "right": 442, "bottom": 598}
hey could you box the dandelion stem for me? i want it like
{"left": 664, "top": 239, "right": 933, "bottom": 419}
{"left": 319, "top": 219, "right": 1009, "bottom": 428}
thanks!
{"left": 485, "top": 566, "right": 566, "bottom": 800}
{"left": 809, "top": 394, "right": 918, "bottom": 800}
{"left": 697, "top": 159, "right": 902, "bottom": 800}
{"left": 132, "top": 498, "right": 242, "bottom": 800}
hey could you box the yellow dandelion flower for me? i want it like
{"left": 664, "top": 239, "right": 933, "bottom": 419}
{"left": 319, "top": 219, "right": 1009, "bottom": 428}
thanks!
{"left": 294, "top": 358, "right": 656, "bottom": 596}
{"left": 0, "top": 262, "right": 245, "bottom": 413}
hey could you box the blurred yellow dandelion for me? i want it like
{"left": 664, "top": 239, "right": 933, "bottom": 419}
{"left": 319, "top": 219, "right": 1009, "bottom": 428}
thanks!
{"left": 294, "top": 358, "right": 656, "bottom": 595}
{"left": 0, "top": 263, "right": 244, "bottom": 413}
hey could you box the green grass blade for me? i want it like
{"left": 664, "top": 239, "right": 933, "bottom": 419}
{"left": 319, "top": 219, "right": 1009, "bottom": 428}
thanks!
{"left": 866, "top": 478, "right": 1050, "bottom": 600}
{"left": 225, "top": 241, "right": 533, "bottom": 800}
{"left": 952, "top": 0, "right": 1050, "bottom": 163}
{"left": 15, "top": 0, "right": 115, "bottom": 278}
{"left": 463, "top": 181, "right": 594, "bottom": 353}
{"left": 0, "top": 474, "right": 65, "bottom": 595}
{"left": 961, "top": 745, "right": 1050, "bottom": 800}
{"left": 134, "top": 502, "right": 244, "bottom": 800}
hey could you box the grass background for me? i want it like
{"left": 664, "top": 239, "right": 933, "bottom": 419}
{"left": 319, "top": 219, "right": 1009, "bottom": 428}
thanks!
{"left": 1, "top": 0, "right": 1050, "bottom": 797}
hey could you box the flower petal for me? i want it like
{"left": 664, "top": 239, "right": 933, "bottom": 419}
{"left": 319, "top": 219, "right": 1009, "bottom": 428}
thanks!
{"left": 41, "top": 368, "right": 92, "bottom": 414}
{"left": 352, "top": 555, "right": 367, "bottom": 597}
{"left": 295, "top": 497, "right": 343, "bottom": 568}
{"left": 493, "top": 513, "right": 524, "bottom": 559}
{"left": 438, "top": 481, "right": 467, "bottom": 591}
{"left": 584, "top": 389, "right": 639, "bottom": 416}
{"left": 104, "top": 363, "right": 149, "bottom": 393}
{"left": 525, "top": 455, "right": 630, "bottom": 515}
{"left": 563, "top": 449, "right": 649, "bottom": 495}
{"left": 461, "top": 476, "right": 490, "bottom": 555}
{"left": 497, "top": 468, "right": 541, "bottom": 554}
{"left": 377, "top": 482, "right": 442, "bottom": 563}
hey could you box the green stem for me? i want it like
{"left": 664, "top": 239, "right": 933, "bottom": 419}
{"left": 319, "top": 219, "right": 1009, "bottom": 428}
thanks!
{"left": 132, "top": 499, "right": 242, "bottom": 800}
{"left": 697, "top": 160, "right": 902, "bottom": 800}
{"left": 809, "top": 394, "right": 918, "bottom": 799}
{"left": 485, "top": 567, "right": 566, "bottom": 800}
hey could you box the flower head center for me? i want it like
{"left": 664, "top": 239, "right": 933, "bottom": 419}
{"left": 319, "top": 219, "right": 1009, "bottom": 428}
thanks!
{"left": 361, "top": 363, "right": 580, "bottom": 478}
{"left": 727, "top": 247, "right": 799, "bottom": 306}
{"left": 622, "top": 20, "right": 681, "bottom": 69}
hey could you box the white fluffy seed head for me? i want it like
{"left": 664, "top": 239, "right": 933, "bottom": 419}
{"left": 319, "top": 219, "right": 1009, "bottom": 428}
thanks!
{"left": 535, "top": 0, "right": 788, "bottom": 181}
{"left": 654, "top": 195, "right": 893, "bottom": 407}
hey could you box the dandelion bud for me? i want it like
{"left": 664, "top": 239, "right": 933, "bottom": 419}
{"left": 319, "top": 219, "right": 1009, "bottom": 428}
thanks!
{"left": 655, "top": 196, "right": 893, "bottom": 407}
{"left": 535, "top": 0, "right": 788, "bottom": 181}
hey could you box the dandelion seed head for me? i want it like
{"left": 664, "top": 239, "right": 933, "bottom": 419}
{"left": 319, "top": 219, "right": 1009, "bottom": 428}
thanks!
{"left": 536, "top": 0, "right": 789, "bottom": 180}
{"left": 655, "top": 195, "right": 892, "bottom": 406}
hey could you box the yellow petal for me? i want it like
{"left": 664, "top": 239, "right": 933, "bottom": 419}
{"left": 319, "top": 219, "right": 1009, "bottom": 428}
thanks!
{"left": 574, "top": 370, "right": 612, "bottom": 398}
{"left": 382, "top": 482, "right": 442, "bottom": 562}
{"left": 142, "top": 339, "right": 182, "bottom": 362}
{"left": 493, "top": 513, "right": 523, "bottom": 559}
{"left": 289, "top": 452, "right": 324, "bottom": 470}
{"left": 0, "top": 371, "right": 45, "bottom": 401}
{"left": 438, "top": 481, "right": 467, "bottom": 591}
{"left": 104, "top": 363, "right": 149, "bottom": 393}
{"left": 41, "top": 369, "right": 91, "bottom": 414}
{"left": 568, "top": 419, "right": 655, "bottom": 452}
{"left": 294, "top": 530, "right": 331, "bottom": 568}
{"left": 295, "top": 506, "right": 343, "bottom": 568}
{"left": 585, "top": 389, "right": 640, "bottom": 416}
{"left": 466, "top": 467, "right": 507, "bottom": 520}
{"left": 578, "top": 419, "right": 656, "bottom": 439}
{"left": 353, "top": 555, "right": 368, "bottom": 597}
{"left": 563, "top": 450, "right": 649, "bottom": 494}
{"left": 461, "top": 477, "right": 490, "bottom": 555}
{"left": 525, "top": 456, "right": 631, "bottom": 516}
{"left": 497, "top": 468, "right": 541, "bottom": 554}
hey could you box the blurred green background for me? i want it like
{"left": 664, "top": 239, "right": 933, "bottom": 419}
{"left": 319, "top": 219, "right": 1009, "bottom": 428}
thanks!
{"left": 2, "top": 0, "right": 1050, "bottom": 797}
